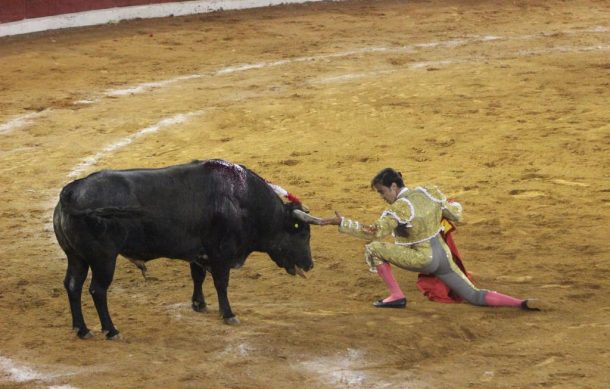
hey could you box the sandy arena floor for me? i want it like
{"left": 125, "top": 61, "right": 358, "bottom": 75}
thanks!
{"left": 1, "top": 0, "right": 609, "bottom": 387}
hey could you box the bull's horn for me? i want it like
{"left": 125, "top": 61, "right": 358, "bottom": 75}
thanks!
{"left": 294, "top": 266, "right": 307, "bottom": 279}
{"left": 292, "top": 209, "right": 324, "bottom": 225}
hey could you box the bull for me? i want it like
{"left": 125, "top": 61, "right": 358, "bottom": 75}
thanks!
{"left": 53, "top": 159, "right": 323, "bottom": 339}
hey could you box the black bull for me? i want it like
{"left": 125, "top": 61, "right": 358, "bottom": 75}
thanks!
{"left": 53, "top": 159, "right": 323, "bottom": 339}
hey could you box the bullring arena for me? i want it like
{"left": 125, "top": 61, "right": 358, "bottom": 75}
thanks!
{"left": 1, "top": 0, "right": 609, "bottom": 388}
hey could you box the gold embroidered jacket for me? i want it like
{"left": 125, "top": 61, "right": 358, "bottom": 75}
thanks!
{"left": 339, "top": 186, "right": 462, "bottom": 245}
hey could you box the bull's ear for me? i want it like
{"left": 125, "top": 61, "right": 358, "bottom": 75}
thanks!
{"left": 292, "top": 209, "right": 324, "bottom": 225}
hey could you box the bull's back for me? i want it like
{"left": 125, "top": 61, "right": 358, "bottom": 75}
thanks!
{"left": 60, "top": 164, "right": 210, "bottom": 213}
{"left": 54, "top": 161, "right": 256, "bottom": 260}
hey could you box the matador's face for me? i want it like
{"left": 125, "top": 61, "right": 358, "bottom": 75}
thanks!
{"left": 374, "top": 183, "right": 401, "bottom": 204}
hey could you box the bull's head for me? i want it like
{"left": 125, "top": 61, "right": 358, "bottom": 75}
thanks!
{"left": 268, "top": 203, "right": 323, "bottom": 278}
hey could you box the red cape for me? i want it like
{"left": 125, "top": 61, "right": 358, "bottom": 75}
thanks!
{"left": 415, "top": 218, "right": 474, "bottom": 303}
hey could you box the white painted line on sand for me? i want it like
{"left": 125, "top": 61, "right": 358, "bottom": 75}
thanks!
{"left": 68, "top": 111, "right": 203, "bottom": 178}
{"left": 312, "top": 69, "right": 396, "bottom": 84}
{"left": 512, "top": 44, "right": 610, "bottom": 57}
{"left": 409, "top": 59, "right": 456, "bottom": 69}
{"left": 0, "top": 354, "right": 81, "bottom": 388}
{"left": 312, "top": 43, "right": 610, "bottom": 84}
{"left": 97, "top": 26, "right": 609, "bottom": 98}
{"left": 0, "top": 354, "right": 49, "bottom": 382}
{"left": 105, "top": 74, "right": 204, "bottom": 97}
{"left": 3, "top": 25, "right": 606, "bottom": 132}
{"left": 0, "top": 110, "right": 48, "bottom": 135}
{"left": 300, "top": 348, "right": 369, "bottom": 386}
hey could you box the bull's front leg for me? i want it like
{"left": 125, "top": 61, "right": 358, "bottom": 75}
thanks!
{"left": 211, "top": 265, "right": 239, "bottom": 325}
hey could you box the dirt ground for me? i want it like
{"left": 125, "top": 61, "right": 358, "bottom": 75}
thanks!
{"left": 1, "top": 0, "right": 609, "bottom": 387}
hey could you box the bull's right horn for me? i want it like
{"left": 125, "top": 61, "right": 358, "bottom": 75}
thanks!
{"left": 292, "top": 209, "right": 324, "bottom": 225}
{"left": 294, "top": 266, "right": 307, "bottom": 279}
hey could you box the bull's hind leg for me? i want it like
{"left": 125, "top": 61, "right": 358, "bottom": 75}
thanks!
{"left": 89, "top": 257, "right": 120, "bottom": 339}
{"left": 64, "top": 255, "right": 92, "bottom": 339}
{"left": 190, "top": 262, "right": 208, "bottom": 312}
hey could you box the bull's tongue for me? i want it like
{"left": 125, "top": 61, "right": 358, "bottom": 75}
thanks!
{"left": 294, "top": 265, "right": 307, "bottom": 279}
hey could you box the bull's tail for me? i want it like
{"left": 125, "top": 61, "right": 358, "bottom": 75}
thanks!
{"left": 59, "top": 185, "right": 145, "bottom": 218}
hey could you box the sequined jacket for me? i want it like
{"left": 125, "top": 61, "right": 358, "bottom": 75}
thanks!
{"left": 339, "top": 186, "right": 463, "bottom": 245}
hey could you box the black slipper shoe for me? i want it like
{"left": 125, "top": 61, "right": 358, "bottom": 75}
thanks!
{"left": 521, "top": 299, "right": 542, "bottom": 311}
{"left": 373, "top": 298, "right": 407, "bottom": 308}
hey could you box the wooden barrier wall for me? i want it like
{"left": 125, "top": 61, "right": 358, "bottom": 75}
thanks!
{"left": 0, "top": 0, "right": 192, "bottom": 23}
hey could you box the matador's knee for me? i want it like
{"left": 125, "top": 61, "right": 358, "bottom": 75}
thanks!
{"left": 364, "top": 242, "right": 385, "bottom": 270}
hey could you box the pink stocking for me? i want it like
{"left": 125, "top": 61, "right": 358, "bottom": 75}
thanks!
{"left": 376, "top": 262, "right": 405, "bottom": 302}
{"left": 484, "top": 291, "right": 523, "bottom": 307}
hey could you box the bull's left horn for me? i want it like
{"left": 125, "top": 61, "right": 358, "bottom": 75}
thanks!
{"left": 292, "top": 209, "right": 324, "bottom": 225}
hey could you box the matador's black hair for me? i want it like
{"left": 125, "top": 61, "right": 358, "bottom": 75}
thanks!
{"left": 371, "top": 168, "right": 405, "bottom": 189}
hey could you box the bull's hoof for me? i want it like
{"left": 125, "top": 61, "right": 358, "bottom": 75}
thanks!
{"left": 75, "top": 328, "right": 93, "bottom": 339}
{"left": 105, "top": 329, "right": 121, "bottom": 340}
{"left": 192, "top": 301, "right": 208, "bottom": 313}
{"left": 223, "top": 316, "right": 240, "bottom": 325}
